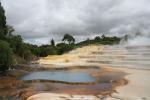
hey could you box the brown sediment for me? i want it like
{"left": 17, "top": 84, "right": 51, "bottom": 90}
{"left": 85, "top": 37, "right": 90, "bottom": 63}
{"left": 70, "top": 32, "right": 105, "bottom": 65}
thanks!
{"left": 0, "top": 65, "right": 128, "bottom": 100}
{"left": 25, "top": 78, "right": 128, "bottom": 100}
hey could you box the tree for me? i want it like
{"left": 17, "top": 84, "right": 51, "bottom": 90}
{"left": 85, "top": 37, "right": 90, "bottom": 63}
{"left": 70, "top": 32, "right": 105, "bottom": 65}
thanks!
{"left": 7, "top": 35, "right": 23, "bottom": 54}
{"left": 39, "top": 45, "right": 57, "bottom": 57}
{"left": 0, "top": 40, "right": 13, "bottom": 72}
{"left": 6, "top": 25, "right": 15, "bottom": 36}
{"left": 56, "top": 43, "right": 74, "bottom": 54}
{"left": 51, "top": 38, "right": 55, "bottom": 46}
{"left": 0, "top": 2, "right": 7, "bottom": 39}
{"left": 94, "top": 36, "right": 101, "bottom": 41}
{"left": 62, "top": 34, "right": 75, "bottom": 44}
{"left": 101, "top": 34, "right": 106, "bottom": 39}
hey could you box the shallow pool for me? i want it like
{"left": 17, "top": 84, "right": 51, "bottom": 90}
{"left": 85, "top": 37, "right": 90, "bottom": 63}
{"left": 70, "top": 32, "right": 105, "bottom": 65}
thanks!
{"left": 20, "top": 71, "right": 96, "bottom": 83}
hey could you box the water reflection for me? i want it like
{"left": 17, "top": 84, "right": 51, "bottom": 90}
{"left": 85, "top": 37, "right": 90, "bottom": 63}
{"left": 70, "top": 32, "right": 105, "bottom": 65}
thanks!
{"left": 20, "top": 71, "right": 96, "bottom": 83}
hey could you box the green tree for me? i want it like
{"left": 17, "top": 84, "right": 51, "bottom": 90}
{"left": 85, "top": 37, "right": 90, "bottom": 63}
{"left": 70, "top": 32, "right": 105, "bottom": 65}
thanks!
{"left": 39, "top": 45, "right": 57, "bottom": 57}
{"left": 7, "top": 35, "right": 23, "bottom": 54}
{"left": 6, "top": 25, "right": 15, "bottom": 36}
{"left": 0, "top": 40, "right": 13, "bottom": 72}
{"left": 56, "top": 43, "right": 74, "bottom": 54}
{"left": 94, "top": 36, "right": 101, "bottom": 41}
{"left": 0, "top": 2, "right": 7, "bottom": 39}
{"left": 51, "top": 38, "right": 55, "bottom": 46}
{"left": 62, "top": 34, "right": 75, "bottom": 44}
{"left": 101, "top": 34, "right": 106, "bottom": 39}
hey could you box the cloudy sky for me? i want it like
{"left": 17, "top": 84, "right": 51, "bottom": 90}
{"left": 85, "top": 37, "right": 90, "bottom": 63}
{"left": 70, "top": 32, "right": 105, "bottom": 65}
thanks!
{"left": 1, "top": 0, "right": 150, "bottom": 45}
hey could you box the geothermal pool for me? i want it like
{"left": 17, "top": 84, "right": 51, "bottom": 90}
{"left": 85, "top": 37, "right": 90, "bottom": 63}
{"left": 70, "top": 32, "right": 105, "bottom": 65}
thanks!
{"left": 20, "top": 71, "right": 96, "bottom": 83}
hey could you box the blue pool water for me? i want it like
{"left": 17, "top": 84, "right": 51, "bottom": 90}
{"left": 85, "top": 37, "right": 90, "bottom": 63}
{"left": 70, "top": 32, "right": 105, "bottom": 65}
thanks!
{"left": 20, "top": 71, "right": 96, "bottom": 83}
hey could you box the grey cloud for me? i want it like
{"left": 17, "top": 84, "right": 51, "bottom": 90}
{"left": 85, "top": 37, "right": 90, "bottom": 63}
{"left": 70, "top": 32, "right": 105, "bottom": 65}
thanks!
{"left": 1, "top": 0, "right": 150, "bottom": 45}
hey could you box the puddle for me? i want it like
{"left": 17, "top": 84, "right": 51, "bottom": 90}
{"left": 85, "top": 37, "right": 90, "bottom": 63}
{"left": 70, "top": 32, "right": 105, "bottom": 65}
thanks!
{"left": 19, "top": 71, "right": 96, "bottom": 83}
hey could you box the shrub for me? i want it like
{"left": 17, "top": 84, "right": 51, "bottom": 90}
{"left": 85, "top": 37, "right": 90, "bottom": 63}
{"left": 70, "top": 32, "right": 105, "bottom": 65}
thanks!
{"left": 0, "top": 40, "right": 13, "bottom": 72}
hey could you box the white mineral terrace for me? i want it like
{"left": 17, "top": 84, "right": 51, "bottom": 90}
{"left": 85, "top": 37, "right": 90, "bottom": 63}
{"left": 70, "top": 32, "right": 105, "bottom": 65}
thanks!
{"left": 38, "top": 45, "right": 150, "bottom": 69}
{"left": 29, "top": 45, "right": 150, "bottom": 100}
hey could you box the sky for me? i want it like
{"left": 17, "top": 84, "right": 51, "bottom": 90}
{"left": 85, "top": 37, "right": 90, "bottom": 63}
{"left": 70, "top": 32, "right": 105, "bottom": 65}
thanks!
{"left": 1, "top": 0, "right": 150, "bottom": 45}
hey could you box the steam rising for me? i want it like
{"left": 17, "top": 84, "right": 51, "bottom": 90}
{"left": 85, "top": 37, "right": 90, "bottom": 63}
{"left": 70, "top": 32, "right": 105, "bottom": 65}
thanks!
{"left": 120, "top": 32, "right": 150, "bottom": 46}
{"left": 126, "top": 36, "right": 150, "bottom": 46}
